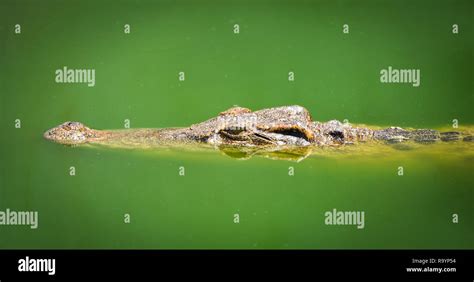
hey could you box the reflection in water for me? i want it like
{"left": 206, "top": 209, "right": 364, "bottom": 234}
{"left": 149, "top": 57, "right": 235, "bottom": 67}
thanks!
{"left": 217, "top": 141, "right": 474, "bottom": 162}
{"left": 218, "top": 145, "right": 313, "bottom": 162}
{"left": 88, "top": 138, "right": 474, "bottom": 162}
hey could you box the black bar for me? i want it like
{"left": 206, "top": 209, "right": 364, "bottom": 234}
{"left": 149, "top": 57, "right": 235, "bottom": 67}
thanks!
{"left": 0, "top": 250, "right": 472, "bottom": 281}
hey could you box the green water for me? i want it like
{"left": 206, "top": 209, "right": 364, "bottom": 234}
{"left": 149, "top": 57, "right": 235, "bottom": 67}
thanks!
{"left": 0, "top": 0, "right": 473, "bottom": 249}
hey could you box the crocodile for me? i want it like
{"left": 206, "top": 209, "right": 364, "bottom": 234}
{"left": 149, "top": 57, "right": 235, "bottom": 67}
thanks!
{"left": 44, "top": 105, "right": 473, "bottom": 153}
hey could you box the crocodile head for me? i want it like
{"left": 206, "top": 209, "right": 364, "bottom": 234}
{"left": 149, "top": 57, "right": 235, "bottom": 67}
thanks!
{"left": 212, "top": 105, "right": 315, "bottom": 147}
{"left": 44, "top": 121, "right": 97, "bottom": 145}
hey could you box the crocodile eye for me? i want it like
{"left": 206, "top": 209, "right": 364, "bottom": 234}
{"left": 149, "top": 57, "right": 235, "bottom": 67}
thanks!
{"left": 269, "top": 128, "right": 311, "bottom": 141}
{"left": 329, "top": 130, "right": 344, "bottom": 141}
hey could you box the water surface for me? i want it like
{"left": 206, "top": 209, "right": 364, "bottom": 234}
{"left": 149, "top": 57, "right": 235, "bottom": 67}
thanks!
{"left": 0, "top": 0, "right": 472, "bottom": 249}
